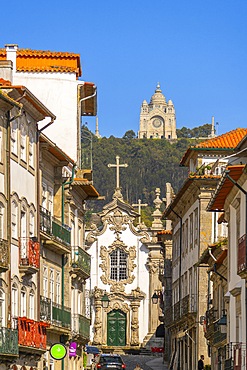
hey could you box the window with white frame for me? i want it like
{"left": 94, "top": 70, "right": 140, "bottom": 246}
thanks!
{"left": 42, "top": 183, "right": 47, "bottom": 209}
{"left": 29, "top": 211, "right": 34, "bottom": 237}
{"left": 189, "top": 213, "right": 193, "bottom": 248}
{"left": 29, "top": 289, "right": 35, "bottom": 319}
{"left": 20, "top": 287, "right": 27, "bottom": 317}
{"left": 11, "top": 200, "right": 18, "bottom": 239}
{"left": 11, "top": 120, "right": 18, "bottom": 155}
{"left": 20, "top": 209, "right": 27, "bottom": 241}
{"left": 0, "top": 288, "right": 5, "bottom": 327}
{"left": 194, "top": 208, "right": 198, "bottom": 244}
{"left": 20, "top": 123, "right": 26, "bottom": 162}
{"left": 43, "top": 266, "right": 48, "bottom": 297}
{"left": 56, "top": 272, "right": 61, "bottom": 304}
{"left": 11, "top": 284, "right": 18, "bottom": 319}
{"left": 28, "top": 130, "right": 34, "bottom": 167}
{"left": 50, "top": 269, "right": 54, "bottom": 303}
{"left": 0, "top": 202, "right": 4, "bottom": 239}
{"left": 48, "top": 187, "right": 53, "bottom": 214}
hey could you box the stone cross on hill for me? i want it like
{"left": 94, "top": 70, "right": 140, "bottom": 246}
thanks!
{"left": 108, "top": 155, "right": 128, "bottom": 189}
{"left": 132, "top": 199, "right": 148, "bottom": 224}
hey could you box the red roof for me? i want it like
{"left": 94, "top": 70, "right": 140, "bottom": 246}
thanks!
{"left": 207, "top": 165, "right": 245, "bottom": 211}
{"left": 0, "top": 48, "right": 82, "bottom": 78}
{"left": 180, "top": 128, "right": 247, "bottom": 166}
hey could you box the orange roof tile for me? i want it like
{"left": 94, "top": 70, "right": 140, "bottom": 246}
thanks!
{"left": 180, "top": 128, "right": 247, "bottom": 166}
{"left": 157, "top": 230, "right": 172, "bottom": 235}
{"left": 0, "top": 48, "right": 82, "bottom": 78}
{"left": 207, "top": 165, "right": 245, "bottom": 211}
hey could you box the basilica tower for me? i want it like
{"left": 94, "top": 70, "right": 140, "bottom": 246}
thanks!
{"left": 138, "top": 83, "right": 177, "bottom": 140}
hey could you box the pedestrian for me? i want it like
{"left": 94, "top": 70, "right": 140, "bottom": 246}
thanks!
{"left": 134, "top": 364, "right": 143, "bottom": 370}
{"left": 198, "top": 355, "right": 204, "bottom": 370}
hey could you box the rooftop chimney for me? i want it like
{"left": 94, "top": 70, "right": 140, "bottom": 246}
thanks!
{"left": 0, "top": 60, "right": 13, "bottom": 83}
{"left": 5, "top": 44, "right": 18, "bottom": 73}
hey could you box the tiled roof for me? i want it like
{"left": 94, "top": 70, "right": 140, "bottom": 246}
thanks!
{"left": 180, "top": 128, "right": 247, "bottom": 166}
{"left": 207, "top": 165, "right": 245, "bottom": 211}
{"left": 163, "top": 175, "right": 220, "bottom": 218}
{"left": 0, "top": 48, "right": 82, "bottom": 78}
{"left": 157, "top": 230, "right": 172, "bottom": 235}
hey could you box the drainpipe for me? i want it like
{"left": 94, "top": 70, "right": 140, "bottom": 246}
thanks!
{"left": 6, "top": 104, "right": 22, "bottom": 329}
{"left": 167, "top": 207, "right": 182, "bottom": 369}
{"left": 225, "top": 171, "right": 247, "bottom": 349}
{"left": 77, "top": 84, "right": 97, "bottom": 168}
{"left": 61, "top": 164, "right": 76, "bottom": 306}
{"left": 61, "top": 164, "right": 76, "bottom": 370}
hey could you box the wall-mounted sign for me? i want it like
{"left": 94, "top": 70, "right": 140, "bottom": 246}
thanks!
{"left": 69, "top": 342, "right": 77, "bottom": 357}
{"left": 50, "top": 343, "right": 67, "bottom": 360}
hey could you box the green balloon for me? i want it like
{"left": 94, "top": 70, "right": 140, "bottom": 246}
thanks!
{"left": 50, "top": 343, "right": 67, "bottom": 360}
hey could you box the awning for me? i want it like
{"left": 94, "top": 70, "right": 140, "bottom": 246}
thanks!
{"left": 85, "top": 345, "right": 100, "bottom": 354}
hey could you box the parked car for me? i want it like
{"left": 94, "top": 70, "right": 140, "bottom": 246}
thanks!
{"left": 94, "top": 354, "right": 126, "bottom": 369}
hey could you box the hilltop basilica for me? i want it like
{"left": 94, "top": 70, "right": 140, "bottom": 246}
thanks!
{"left": 138, "top": 83, "right": 177, "bottom": 140}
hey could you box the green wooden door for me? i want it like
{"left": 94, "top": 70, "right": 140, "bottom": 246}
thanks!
{"left": 107, "top": 310, "right": 126, "bottom": 346}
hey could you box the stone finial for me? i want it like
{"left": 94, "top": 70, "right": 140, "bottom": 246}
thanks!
{"left": 151, "top": 188, "right": 163, "bottom": 229}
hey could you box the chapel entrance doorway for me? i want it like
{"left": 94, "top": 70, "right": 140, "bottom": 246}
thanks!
{"left": 107, "top": 309, "right": 126, "bottom": 346}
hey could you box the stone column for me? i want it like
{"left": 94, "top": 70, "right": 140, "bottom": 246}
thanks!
{"left": 92, "top": 287, "right": 103, "bottom": 345}
{"left": 130, "top": 302, "right": 140, "bottom": 346}
{"left": 147, "top": 257, "right": 162, "bottom": 334}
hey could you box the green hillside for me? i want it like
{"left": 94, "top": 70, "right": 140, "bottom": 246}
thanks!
{"left": 83, "top": 124, "right": 212, "bottom": 225}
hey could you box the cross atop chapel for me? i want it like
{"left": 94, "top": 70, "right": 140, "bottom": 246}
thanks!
{"left": 108, "top": 156, "right": 128, "bottom": 189}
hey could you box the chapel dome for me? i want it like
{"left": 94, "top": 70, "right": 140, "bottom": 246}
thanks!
{"left": 150, "top": 83, "right": 166, "bottom": 105}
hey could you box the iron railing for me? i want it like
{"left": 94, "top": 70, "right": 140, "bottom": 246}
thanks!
{"left": 173, "top": 301, "right": 181, "bottom": 322}
{"left": 181, "top": 294, "right": 197, "bottom": 316}
{"left": 52, "top": 303, "right": 71, "bottom": 329}
{"left": 40, "top": 206, "right": 71, "bottom": 246}
{"left": 72, "top": 313, "right": 90, "bottom": 340}
{"left": 71, "top": 246, "right": 91, "bottom": 277}
{"left": 40, "top": 296, "right": 51, "bottom": 321}
{"left": 0, "top": 327, "right": 18, "bottom": 355}
{"left": 19, "top": 237, "right": 40, "bottom": 268}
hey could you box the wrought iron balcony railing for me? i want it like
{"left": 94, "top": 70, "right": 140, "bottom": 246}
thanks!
{"left": 18, "top": 317, "right": 49, "bottom": 349}
{"left": 0, "top": 239, "right": 9, "bottom": 272}
{"left": 40, "top": 206, "right": 71, "bottom": 246}
{"left": 181, "top": 294, "right": 197, "bottom": 317}
{"left": 205, "top": 307, "right": 217, "bottom": 338}
{"left": 71, "top": 246, "right": 91, "bottom": 279}
{"left": 19, "top": 237, "right": 40, "bottom": 273}
{"left": 72, "top": 313, "right": 90, "bottom": 340}
{"left": 173, "top": 301, "right": 181, "bottom": 322}
{"left": 40, "top": 296, "right": 51, "bottom": 321}
{"left": 52, "top": 303, "right": 71, "bottom": 329}
{"left": 164, "top": 306, "right": 173, "bottom": 326}
{"left": 0, "top": 327, "right": 18, "bottom": 355}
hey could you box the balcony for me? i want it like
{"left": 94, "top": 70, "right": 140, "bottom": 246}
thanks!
{"left": 237, "top": 234, "right": 247, "bottom": 278}
{"left": 0, "top": 239, "right": 9, "bottom": 272}
{"left": 40, "top": 206, "right": 71, "bottom": 254}
{"left": 205, "top": 307, "right": 217, "bottom": 339}
{"left": 72, "top": 313, "right": 90, "bottom": 340}
{"left": 213, "top": 328, "right": 227, "bottom": 346}
{"left": 18, "top": 317, "right": 49, "bottom": 350}
{"left": 181, "top": 294, "right": 197, "bottom": 317}
{"left": 19, "top": 237, "right": 40, "bottom": 275}
{"left": 173, "top": 301, "right": 181, "bottom": 322}
{"left": 40, "top": 296, "right": 51, "bottom": 322}
{"left": 164, "top": 306, "right": 173, "bottom": 327}
{"left": 0, "top": 327, "right": 18, "bottom": 356}
{"left": 71, "top": 246, "right": 91, "bottom": 280}
{"left": 51, "top": 303, "right": 71, "bottom": 330}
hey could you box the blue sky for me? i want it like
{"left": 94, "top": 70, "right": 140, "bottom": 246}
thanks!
{"left": 1, "top": 0, "right": 247, "bottom": 137}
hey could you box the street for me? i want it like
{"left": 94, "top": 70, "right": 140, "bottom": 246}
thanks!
{"left": 121, "top": 354, "right": 162, "bottom": 370}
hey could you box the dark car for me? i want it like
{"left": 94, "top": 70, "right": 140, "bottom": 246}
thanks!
{"left": 94, "top": 354, "right": 126, "bottom": 369}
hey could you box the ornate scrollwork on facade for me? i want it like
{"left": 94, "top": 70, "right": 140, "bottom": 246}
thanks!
{"left": 105, "top": 301, "right": 129, "bottom": 314}
{"left": 99, "top": 239, "right": 136, "bottom": 287}
{"left": 129, "top": 223, "right": 151, "bottom": 244}
{"left": 146, "top": 259, "right": 160, "bottom": 274}
{"left": 86, "top": 222, "right": 107, "bottom": 246}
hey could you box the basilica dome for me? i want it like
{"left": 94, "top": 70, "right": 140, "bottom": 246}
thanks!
{"left": 150, "top": 83, "right": 166, "bottom": 105}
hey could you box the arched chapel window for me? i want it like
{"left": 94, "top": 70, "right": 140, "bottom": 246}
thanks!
{"left": 110, "top": 248, "right": 127, "bottom": 281}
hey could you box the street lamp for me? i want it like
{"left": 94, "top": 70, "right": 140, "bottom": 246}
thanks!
{"left": 101, "top": 292, "right": 110, "bottom": 309}
{"left": 217, "top": 310, "right": 227, "bottom": 334}
{"left": 151, "top": 291, "right": 160, "bottom": 304}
